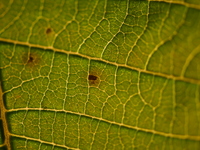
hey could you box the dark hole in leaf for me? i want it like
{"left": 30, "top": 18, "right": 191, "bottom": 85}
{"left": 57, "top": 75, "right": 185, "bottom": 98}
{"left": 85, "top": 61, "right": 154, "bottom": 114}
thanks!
{"left": 88, "top": 75, "right": 97, "bottom": 81}
{"left": 46, "top": 28, "right": 52, "bottom": 34}
{"left": 28, "top": 55, "right": 34, "bottom": 63}
{"left": 22, "top": 52, "right": 41, "bottom": 71}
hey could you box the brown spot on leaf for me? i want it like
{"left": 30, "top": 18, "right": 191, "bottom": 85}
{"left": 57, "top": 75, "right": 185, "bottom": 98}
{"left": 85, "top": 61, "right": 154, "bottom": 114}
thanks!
{"left": 88, "top": 75, "right": 98, "bottom": 81}
{"left": 28, "top": 54, "right": 34, "bottom": 63}
{"left": 22, "top": 52, "right": 41, "bottom": 70}
{"left": 46, "top": 28, "right": 52, "bottom": 34}
{"left": 88, "top": 70, "right": 101, "bottom": 87}
{"left": 15, "top": 95, "right": 21, "bottom": 99}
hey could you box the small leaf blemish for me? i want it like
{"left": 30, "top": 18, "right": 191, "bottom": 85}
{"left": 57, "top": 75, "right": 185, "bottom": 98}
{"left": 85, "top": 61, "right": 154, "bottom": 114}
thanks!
{"left": 88, "top": 74, "right": 99, "bottom": 87}
{"left": 88, "top": 75, "right": 97, "bottom": 81}
{"left": 46, "top": 28, "right": 52, "bottom": 34}
{"left": 22, "top": 52, "right": 41, "bottom": 70}
{"left": 28, "top": 54, "right": 34, "bottom": 63}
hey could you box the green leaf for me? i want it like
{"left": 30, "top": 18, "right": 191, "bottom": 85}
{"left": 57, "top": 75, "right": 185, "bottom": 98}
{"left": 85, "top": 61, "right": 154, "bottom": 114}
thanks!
{"left": 0, "top": 0, "right": 200, "bottom": 149}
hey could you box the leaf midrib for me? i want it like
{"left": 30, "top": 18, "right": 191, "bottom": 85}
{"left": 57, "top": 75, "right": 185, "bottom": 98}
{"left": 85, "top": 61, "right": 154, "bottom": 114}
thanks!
{"left": 0, "top": 84, "right": 11, "bottom": 149}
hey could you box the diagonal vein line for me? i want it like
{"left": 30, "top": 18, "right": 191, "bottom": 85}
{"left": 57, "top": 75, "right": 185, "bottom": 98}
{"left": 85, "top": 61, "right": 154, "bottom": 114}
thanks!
{"left": 8, "top": 108, "right": 200, "bottom": 141}
{"left": 149, "top": 0, "right": 200, "bottom": 10}
{"left": 0, "top": 38, "right": 199, "bottom": 85}
{"left": 10, "top": 133, "right": 80, "bottom": 150}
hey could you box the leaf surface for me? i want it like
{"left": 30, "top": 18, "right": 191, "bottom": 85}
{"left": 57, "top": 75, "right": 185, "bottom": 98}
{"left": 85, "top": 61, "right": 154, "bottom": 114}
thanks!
{"left": 0, "top": 0, "right": 200, "bottom": 149}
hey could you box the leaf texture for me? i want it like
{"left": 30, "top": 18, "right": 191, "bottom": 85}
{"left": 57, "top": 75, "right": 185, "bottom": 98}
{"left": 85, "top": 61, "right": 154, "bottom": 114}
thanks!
{"left": 0, "top": 0, "right": 200, "bottom": 149}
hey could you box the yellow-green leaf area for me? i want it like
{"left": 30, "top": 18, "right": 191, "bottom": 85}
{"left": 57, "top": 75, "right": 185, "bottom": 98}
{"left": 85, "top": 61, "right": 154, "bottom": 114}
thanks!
{"left": 0, "top": 0, "right": 200, "bottom": 150}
